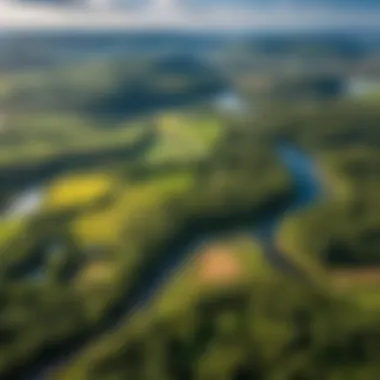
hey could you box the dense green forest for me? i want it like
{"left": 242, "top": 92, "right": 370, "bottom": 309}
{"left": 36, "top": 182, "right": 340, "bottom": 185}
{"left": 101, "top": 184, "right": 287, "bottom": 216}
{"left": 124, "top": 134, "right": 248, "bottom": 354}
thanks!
{"left": 2, "top": 55, "right": 223, "bottom": 115}
{"left": 53, "top": 102, "right": 380, "bottom": 380}
{"left": 1, "top": 31, "right": 380, "bottom": 380}
{"left": 0, "top": 115, "right": 293, "bottom": 378}
{"left": 0, "top": 53, "right": 225, "bottom": 190}
{"left": 58, "top": 279, "right": 380, "bottom": 380}
{"left": 1, "top": 100, "right": 380, "bottom": 379}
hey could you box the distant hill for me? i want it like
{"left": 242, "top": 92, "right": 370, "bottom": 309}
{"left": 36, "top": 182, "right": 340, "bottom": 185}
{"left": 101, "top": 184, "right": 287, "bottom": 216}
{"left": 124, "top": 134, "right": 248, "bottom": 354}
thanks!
{"left": 0, "top": 32, "right": 228, "bottom": 72}
{"left": 224, "top": 34, "right": 374, "bottom": 62}
{"left": 3, "top": 54, "right": 225, "bottom": 116}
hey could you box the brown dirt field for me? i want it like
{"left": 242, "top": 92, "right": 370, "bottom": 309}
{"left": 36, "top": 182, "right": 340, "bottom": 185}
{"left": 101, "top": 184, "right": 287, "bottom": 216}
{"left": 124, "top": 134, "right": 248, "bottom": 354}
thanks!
{"left": 198, "top": 243, "right": 245, "bottom": 285}
{"left": 330, "top": 268, "right": 380, "bottom": 289}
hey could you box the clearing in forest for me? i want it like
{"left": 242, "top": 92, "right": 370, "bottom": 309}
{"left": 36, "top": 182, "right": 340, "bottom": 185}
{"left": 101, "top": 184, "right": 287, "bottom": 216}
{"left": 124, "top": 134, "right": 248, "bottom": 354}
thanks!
{"left": 152, "top": 236, "right": 275, "bottom": 318}
{"left": 198, "top": 243, "right": 245, "bottom": 286}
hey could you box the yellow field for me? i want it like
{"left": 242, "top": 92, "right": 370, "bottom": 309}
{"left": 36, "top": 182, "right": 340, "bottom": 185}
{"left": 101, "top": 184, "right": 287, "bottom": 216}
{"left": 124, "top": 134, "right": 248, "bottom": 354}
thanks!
{"left": 71, "top": 172, "right": 195, "bottom": 247}
{"left": 44, "top": 173, "right": 114, "bottom": 211}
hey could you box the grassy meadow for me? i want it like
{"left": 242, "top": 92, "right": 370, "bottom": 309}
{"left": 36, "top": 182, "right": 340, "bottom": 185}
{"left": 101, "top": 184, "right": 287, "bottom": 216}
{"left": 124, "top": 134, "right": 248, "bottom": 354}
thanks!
{"left": 68, "top": 171, "right": 195, "bottom": 248}
{"left": 146, "top": 113, "right": 223, "bottom": 164}
{"left": 0, "top": 114, "right": 149, "bottom": 168}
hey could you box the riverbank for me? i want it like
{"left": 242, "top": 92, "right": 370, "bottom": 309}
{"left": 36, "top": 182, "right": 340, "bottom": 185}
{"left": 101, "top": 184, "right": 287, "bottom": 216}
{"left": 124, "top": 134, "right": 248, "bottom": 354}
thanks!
{"left": 0, "top": 101, "right": 330, "bottom": 380}
{"left": 40, "top": 143, "right": 323, "bottom": 380}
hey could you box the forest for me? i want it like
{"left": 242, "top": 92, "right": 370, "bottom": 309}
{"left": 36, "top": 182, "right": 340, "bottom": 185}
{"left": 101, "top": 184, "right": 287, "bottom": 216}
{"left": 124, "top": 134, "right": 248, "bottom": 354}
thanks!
{"left": 0, "top": 31, "right": 380, "bottom": 380}
{"left": 1, "top": 55, "right": 223, "bottom": 115}
{"left": 54, "top": 102, "right": 380, "bottom": 380}
{"left": 0, "top": 100, "right": 379, "bottom": 379}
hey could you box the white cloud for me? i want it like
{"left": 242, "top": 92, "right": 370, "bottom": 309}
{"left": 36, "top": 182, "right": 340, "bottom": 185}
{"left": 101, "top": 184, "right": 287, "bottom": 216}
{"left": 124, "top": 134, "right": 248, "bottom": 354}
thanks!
{"left": 0, "top": 0, "right": 379, "bottom": 30}
{"left": 88, "top": 0, "right": 114, "bottom": 10}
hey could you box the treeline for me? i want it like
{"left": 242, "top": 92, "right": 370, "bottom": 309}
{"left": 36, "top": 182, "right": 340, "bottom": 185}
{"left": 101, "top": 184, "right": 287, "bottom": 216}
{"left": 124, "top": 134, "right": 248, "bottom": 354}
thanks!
{"left": 241, "top": 34, "right": 369, "bottom": 60}
{"left": 4, "top": 55, "right": 224, "bottom": 116}
{"left": 0, "top": 32, "right": 226, "bottom": 72}
{"left": 272, "top": 74, "right": 345, "bottom": 101}
{"left": 0, "top": 124, "right": 155, "bottom": 191}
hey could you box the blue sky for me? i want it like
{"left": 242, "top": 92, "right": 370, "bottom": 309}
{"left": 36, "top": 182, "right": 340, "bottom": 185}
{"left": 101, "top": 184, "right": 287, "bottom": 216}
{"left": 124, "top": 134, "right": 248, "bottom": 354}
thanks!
{"left": 0, "top": 0, "right": 379, "bottom": 30}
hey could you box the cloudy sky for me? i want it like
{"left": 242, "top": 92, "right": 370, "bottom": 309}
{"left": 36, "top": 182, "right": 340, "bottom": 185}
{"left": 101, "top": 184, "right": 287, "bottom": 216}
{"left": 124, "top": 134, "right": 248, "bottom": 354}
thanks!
{"left": 0, "top": 0, "right": 379, "bottom": 30}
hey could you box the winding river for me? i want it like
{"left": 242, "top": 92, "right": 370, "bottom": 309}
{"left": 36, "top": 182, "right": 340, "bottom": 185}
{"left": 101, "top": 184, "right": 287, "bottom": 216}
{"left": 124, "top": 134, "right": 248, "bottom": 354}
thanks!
{"left": 2, "top": 93, "right": 324, "bottom": 379}
{"left": 9, "top": 140, "right": 324, "bottom": 380}
{"left": 124, "top": 145, "right": 324, "bottom": 323}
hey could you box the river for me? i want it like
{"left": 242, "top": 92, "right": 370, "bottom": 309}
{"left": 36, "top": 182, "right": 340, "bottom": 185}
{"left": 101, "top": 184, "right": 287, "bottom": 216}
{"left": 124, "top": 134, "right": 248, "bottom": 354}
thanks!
{"left": 1, "top": 93, "right": 324, "bottom": 379}
{"left": 0, "top": 186, "right": 44, "bottom": 222}
{"left": 134, "top": 142, "right": 324, "bottom": 308}
{"left": 7, "top": 139, "right": 323, "bottom": 380}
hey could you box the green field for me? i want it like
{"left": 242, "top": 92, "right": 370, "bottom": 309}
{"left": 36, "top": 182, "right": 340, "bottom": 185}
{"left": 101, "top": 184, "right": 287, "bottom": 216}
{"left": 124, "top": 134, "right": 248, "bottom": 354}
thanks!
{"left": 3, "top": 101, "right": 380, "bottom": 380}
{"left": 0, "top": 114, "right": 148, "bottom": 168}
{"left": 70, "top": 171, "right": 195, "bottom": 248}
{"left": 146, "top": 113, "right": 224, "bottom": 164}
